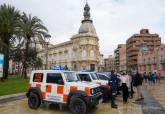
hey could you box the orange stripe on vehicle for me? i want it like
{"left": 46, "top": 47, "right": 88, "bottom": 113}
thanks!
{"left": 46, "top": 85, "right": 52, "bottom": 93}
{"left": 85, "top": 87, "right": 90, "bottom": 96}
{"left": 36, "top": 83, "right": 41, "bottom": 88}
{"left": 63, "top": 94, "right": 68, "bottom": 102}
{"left": 57, "top": 86, "right": 64, "bottom": 94}
{"left": 41, "top": 92, "right": 46, "bottom": 99}
{"left": 70, "top": 86, "right": 77, "bottom": 91}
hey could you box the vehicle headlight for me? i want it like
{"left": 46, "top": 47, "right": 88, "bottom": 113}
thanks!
{"left": 90, "top": 89, "right": 95, "bottom": 95}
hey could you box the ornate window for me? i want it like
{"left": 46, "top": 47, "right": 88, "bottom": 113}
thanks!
{"left": 90, "top": 50, "right": 94, "bottom": 57}
{"left": 82, "top": 50, "right": 86, "bottom": 58}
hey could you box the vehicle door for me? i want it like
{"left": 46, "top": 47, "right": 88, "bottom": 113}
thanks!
{"left": 45, "top": 73, "right": 65, "bottom": 103}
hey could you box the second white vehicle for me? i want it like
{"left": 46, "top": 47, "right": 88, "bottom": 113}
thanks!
{"left": 77, "top": 72, "right": 110, "bottom": 101}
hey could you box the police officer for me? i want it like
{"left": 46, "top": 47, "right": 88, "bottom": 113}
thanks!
{"left": 109, "top": 70, "right": 118, "bottom": 108}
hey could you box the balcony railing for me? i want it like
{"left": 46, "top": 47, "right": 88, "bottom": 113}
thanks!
{"left": 150, "top": 59, "right": 157, "bottom": 64}
{"left": 160, "top": 56, "right": 165, "bottom": 63}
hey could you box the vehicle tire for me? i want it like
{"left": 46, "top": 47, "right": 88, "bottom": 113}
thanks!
{"left": 89, "top": 104, "right": 97, "bottom": 109}
{"left": 28, "top": 92, "right": 41, "bottom": 109}
{"left": 69, "top": 97, "right": 86, "bottom": 114}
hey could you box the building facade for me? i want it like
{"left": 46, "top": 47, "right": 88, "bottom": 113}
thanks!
{"left": 119, "top": 44, "right": 126, "bottom": 71}
{"left": 38, "top": 3, "right": 100, "bottom": 71}
{"left": 114, "top": 48, "right": 119, "bottom": 71}
{"left": 126, "top": 29, "right": 161, "bottom": 72}
{"left": 114, "top": 44, "right": 126, "bottom": 72}
{"left": 138, "top": 44, "right": 165, "bottom": 76}
{"left": 104, "top": 55, "right": 115, "bottom": 72}
{"left": 98, "top": 54, "right": 104, "bottom": 72}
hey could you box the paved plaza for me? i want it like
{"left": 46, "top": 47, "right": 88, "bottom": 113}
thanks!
{"left": 0, "top": 81, "right": 164, "bottom": 114}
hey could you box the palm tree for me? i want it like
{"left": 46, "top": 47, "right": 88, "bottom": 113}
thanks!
{"left": 19, "top": 13, "right": 48, "bottom": 78}
{"left": 0, "top": 4, "right": 21, "bottom": 79}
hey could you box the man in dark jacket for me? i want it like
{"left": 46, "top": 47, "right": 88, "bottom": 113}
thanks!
{"left": 133, "top": 71, "right": 144, "bottom": 101}
{"left": 109, "top": 71, "right": 118, "bottom": 108}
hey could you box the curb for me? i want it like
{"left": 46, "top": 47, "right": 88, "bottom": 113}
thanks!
{"left": 0, "top": 93, "right": 26, "bottom": 103}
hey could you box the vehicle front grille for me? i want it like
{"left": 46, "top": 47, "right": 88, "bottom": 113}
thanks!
{"left": 93, "top": 87, "right": 101, "bottom": 94}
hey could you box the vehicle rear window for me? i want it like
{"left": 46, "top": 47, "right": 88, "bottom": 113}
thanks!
{"left": 33, "top": 73, "right": 43, "bottom": 82}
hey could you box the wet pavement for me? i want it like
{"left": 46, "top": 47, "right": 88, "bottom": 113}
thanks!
{"left": 0, "top": 81, "right": 164, "bottom": 114}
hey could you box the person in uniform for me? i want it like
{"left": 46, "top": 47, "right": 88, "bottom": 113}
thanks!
{"left": 109, "top": 70, "right": 118, "bottom": 108}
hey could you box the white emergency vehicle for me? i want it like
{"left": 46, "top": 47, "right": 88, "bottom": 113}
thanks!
{"left": 77, "top": 72, "right": 110, "bottom": 101}
{"left": 26, "top": 70, "right": 102, "bottom": 114}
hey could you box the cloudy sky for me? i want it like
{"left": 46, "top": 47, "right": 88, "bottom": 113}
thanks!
{"left": 1, "top": 0, "right": 165, "bottom": 57}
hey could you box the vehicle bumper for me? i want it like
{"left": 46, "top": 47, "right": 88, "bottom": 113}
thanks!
{"left": 85, "top": 93, "right": 102, "bottom": 106}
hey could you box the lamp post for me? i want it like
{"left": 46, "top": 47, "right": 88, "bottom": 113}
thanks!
{"left": 45, "top": 34, "right": 51, "bottom": 70}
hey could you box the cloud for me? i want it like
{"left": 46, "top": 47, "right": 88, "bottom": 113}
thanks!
{"left": 1, "top": 0, "right": 165, "bottom": 57}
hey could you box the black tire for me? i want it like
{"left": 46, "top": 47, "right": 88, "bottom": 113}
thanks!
{"left": 28, "top": 92, "right": 41, "bottom": 109}
{"left": 69, "top": 97, "right": 86, "bottom": 114}
{"left": 89, "top": 104, "right": 97, "bottom": 109}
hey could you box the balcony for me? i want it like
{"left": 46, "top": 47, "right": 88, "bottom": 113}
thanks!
{"left": 150, "top": 59, "right": 157, "bottom": 64}
{"left": 138, "top": 61, "right": 143, "bottom": 65}
{"left": 160, "top": 56, "right": 165, "bottom": 63}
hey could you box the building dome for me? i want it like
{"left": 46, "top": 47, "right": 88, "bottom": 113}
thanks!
{"left": 79, "top": 21, "right": 96, "bottom": 34}
{"left": 78, "top": 3, "right": 97, "bottom": 35}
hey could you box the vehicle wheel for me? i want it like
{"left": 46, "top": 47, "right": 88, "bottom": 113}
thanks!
{"left": 89, "top": 104, "right": 97, "bottom": 109}
{"left": 69, "top": 97, "right": 86, "bottom": 114}
{"left": 28, "top": 92, "right": 41, "bottom": 109}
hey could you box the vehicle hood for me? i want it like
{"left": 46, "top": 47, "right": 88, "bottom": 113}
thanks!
{"left": 93, "top": 80, "right": 108, "bottom": 86}
{"left": 66, "top": 81, "right": 99, "bottom": 89}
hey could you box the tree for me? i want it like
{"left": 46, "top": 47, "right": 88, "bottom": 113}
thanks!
{"left": 0, "top": 4, "right": 21, "bottom": 79}
{"left": 19, "top": 13, "right": 48, "bottom": 78}
{"left": 25, "top": 47, "right": 42, "bottom": 70}
{"left": 9, "top": 44, "right": 23, "bottom": 75}
{"left": 34, "top": 57, "right": 43, "bottom": 70}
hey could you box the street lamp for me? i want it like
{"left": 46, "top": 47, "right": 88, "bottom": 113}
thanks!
{"left": 45, "top": 33, "right": 51, "bottom": 70}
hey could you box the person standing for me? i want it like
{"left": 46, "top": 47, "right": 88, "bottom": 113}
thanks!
{"left": 148, "top": 72, "right": 152, "bottom": 85}
{"left": 109, "top": 71, "right": 118, "bottom": 108}
{"left": 133, "top": 71, "right": 144, "bottom": 101}
{"left": 116, "top": 73, "right": 122, "bottom": 96}
{"left": 151, "top": 72, "right": 157, "bottom": 85}
{"left": 143, "top": 72, "right": 147, "bottom": 83}
{"left": 129, "top": 72, "right": 134, "bottom": 99}
{"left": 157, "top": 73, "right": 161, "bottom": 83}
{"left": 119, "top": 72, "right": 130, "bottom": 103}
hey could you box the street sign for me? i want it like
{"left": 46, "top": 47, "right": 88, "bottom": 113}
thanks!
{"left": 0, "top": 54, "right": 4, "bottom": 78}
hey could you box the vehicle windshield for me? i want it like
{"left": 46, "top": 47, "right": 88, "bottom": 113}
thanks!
{"left": 98, "top": 74, "right": 109, "bottom": 80}
{"left": 90, "top": 73, "right": 98, "bottom": 80}
{"left": 64, "top": 72, "right": 79, "bottom": 82}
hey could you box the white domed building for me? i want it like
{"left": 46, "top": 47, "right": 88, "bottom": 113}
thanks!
{"left": 38, "top": 3, "right": 101, "bottom": 71}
